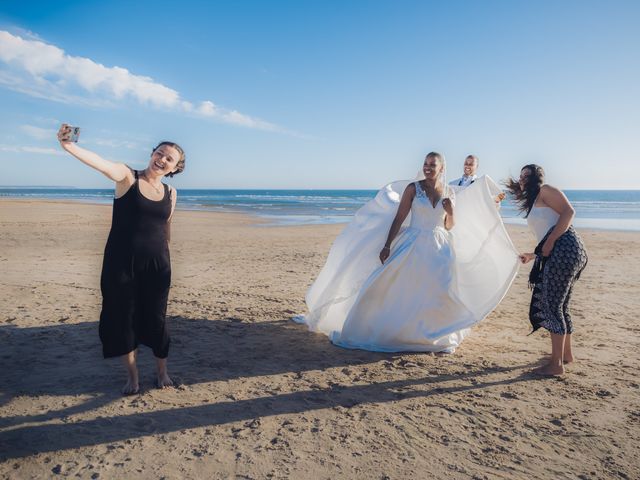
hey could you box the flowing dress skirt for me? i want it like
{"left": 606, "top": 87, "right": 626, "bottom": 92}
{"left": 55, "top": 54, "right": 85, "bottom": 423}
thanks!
{"left": 297, "top": 176, "right": 520, "bottom": 353}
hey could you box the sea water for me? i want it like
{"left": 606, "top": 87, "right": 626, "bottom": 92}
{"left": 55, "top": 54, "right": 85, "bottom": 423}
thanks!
{"left": 2, "top": 187, "right": 639, "bottom": 231}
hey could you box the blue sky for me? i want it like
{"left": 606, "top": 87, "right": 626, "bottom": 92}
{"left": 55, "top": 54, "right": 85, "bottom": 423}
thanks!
{"left": 1, "top": 0, "right": 638, "bottom": 189}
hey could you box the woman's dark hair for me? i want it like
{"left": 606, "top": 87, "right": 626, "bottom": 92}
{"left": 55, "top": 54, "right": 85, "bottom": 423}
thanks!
{"left": 504, "top": 164, "right": 545, "bottom": 217}
{"left": 153, "top": 141, "right": 185, "bottom": 177}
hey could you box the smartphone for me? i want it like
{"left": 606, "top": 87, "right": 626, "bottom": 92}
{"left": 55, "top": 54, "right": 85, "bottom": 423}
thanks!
{"left": 67, "top": 126, "right": 81, "bottom": 142}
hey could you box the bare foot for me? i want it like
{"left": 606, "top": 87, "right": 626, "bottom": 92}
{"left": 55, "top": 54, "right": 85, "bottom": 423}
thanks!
{"left": 121, "top": 350, "right": 139, "bottom": 395}
{"left": 156, "top": 372, "right": 174, "bottom": 389}
{"left": 122, "top": 377, "right": 140, "bottom": 395}
{"left": 532, "top": 363, "right": 565, "bottom": 377}
{"left": 563, "top": 355, "right": 574, "bottom": 365}
{"left": 154, "top": 357, "right": 174, "bottom": 389}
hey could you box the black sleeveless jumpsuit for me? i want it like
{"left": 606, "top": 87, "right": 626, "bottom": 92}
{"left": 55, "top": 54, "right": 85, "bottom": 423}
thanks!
{"left": 99, "top": 170, "right": 172, "bottom": 358}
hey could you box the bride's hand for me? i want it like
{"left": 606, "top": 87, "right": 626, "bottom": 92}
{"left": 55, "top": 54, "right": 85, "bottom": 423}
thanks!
{"left": 379, "top": 246, "right": 390, "bottom": 264}
{"left": 442, "top": 198, "right": 453, "bottom": 215}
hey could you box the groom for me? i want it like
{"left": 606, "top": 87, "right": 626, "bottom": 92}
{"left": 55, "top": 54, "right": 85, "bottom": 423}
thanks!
{"left": 449, "top": 154, "right": 479, "bottom": 188}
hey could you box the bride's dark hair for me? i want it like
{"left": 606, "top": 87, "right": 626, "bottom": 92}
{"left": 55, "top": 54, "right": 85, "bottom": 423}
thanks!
{"left": 504, "top": 164, "right": 545, "bottom": 217}
{"left": 425, "top": 151, "right": 444, "bottom": 164}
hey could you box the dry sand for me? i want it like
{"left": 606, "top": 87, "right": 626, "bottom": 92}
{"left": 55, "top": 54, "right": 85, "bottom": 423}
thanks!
{"left": 0, "top": 199, "right": 638, "bottom": 479}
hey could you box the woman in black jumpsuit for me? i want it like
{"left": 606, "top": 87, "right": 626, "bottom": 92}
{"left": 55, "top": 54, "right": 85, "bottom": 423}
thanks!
{"left": 58, "top": 124, "right": 185, "bottom": 394}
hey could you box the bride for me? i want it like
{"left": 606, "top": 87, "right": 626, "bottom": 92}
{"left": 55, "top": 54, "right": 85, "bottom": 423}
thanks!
{"left": 297, "top": 152, "right": 520, "bottom": 353}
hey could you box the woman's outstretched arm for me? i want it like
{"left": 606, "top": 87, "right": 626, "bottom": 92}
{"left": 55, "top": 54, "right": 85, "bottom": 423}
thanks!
{"left": 57, "top": 124, "right": 131, "bottom": 183}
{"left": 379, "top": 183, "right": 415, "bottom": 263}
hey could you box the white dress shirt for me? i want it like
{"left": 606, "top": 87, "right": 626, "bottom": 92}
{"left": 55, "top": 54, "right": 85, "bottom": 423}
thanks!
{"left": 449, "top": 175, "right": 477, "bottom": 188}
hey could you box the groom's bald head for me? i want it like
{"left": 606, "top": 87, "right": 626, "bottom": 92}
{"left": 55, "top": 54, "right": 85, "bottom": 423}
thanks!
{"left": 464, "top": 155, "right": 478, "bottom": 176}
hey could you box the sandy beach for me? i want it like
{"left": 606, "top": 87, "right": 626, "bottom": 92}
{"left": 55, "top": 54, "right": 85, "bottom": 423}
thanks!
{"left": 0, "top": 198, "right": 638, "bottom": 479}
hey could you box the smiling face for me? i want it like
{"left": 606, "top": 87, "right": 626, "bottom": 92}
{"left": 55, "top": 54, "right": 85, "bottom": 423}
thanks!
{"left": 423, "top": 154, "right": 442, "bottom": 180}
{"left": 463, "top": 156, "right": 478, "bottom": 176}
{"left": 148, "top": 145, "right": 181, "bottom": 177}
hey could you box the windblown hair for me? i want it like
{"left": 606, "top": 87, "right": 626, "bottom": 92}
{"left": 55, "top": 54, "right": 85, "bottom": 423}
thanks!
{"left": 153, "top": 141, "right": 185, "bottom": 177}
{"left": 504, "top": 164, "right": 545, "bottom": 217}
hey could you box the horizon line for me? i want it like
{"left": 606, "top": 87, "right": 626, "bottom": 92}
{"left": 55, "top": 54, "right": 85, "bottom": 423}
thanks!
{"left": 1, "top": 185, "right": 638, "bottom": 192}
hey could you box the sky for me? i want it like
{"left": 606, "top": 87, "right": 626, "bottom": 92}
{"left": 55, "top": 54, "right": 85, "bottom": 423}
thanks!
{"left": 0, "top": 0, "right": 638, "bottom": 189}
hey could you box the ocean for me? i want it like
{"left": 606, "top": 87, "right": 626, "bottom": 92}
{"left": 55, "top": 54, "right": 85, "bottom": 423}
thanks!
{"left": 1, "top": 187, "right": 639, "bottom": 231}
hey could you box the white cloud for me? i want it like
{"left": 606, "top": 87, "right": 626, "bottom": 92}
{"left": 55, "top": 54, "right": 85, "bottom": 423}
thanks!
{"left": 197, "top": 100, "right": 218, "bottom": 116}
{"left": 0, "top": 30, "right": 291, "bottom": 133}
{"left": 19, "top": 124, "right": 144, "bottom": 150}
{"left": 0, "top": 31, "right": 180, "bottom": 109}
{"left": 5, "top": 27, "right": 44, "bottom": 42}
{"left": 0, "top": 144, "right": 65, "bottom": 156}
{"left": 23, "top": 146, "right": 65, "bottom": 155}
{"left": 92, "top": 138, "right": 142, "bottom": 150}
{"left": 0, "top": 69, "right": 112, "bottom": 107}
{"left": 33, "top": 116, "right": 62, "bottom": 126}
{"left": 20, "top": 125, "right": 55, "bottom": 141}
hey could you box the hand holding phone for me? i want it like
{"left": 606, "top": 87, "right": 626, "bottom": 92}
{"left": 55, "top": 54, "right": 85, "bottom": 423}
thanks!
{"left": 57, "top": 124, "right": 80, "bottom": 143}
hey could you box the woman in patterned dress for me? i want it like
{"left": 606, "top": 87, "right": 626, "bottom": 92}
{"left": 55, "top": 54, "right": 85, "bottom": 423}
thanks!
{"left": 506, "top": 164, "right": 588, "bottom": 376}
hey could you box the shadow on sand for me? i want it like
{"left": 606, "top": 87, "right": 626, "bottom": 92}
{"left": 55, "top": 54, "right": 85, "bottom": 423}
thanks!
{"left": 0, "top": 316, "right": 538, "bottom": 460}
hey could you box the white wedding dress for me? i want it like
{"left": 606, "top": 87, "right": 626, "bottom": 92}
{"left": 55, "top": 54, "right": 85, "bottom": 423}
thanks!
{"left": 296, "top": 175, "right": 520, "bottom": 352}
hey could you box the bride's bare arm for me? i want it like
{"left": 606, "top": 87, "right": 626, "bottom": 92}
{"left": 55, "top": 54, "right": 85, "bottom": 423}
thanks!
{"left": 443, "top": 198, "right": 455, "bottom": 230}
{"left": 380, "top": 184, "right": 415, "bottom": 263}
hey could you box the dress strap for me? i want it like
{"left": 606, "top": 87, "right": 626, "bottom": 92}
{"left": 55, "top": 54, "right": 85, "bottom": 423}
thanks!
{"left": 414, "top": 181, "right": 426, "bottom": 199}
{"left": 163, "top": 183, "right": 170, "bottom": 201}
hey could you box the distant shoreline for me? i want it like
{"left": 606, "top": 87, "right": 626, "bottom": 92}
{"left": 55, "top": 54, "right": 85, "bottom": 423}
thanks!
{"left": 2, "top": 196, "right": 639, "bottom": 232}
{"left": 1, "top": 186, "right": 639, "bottom": 192}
